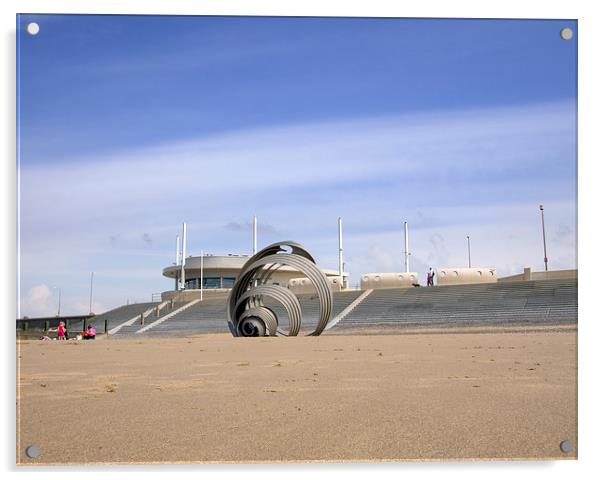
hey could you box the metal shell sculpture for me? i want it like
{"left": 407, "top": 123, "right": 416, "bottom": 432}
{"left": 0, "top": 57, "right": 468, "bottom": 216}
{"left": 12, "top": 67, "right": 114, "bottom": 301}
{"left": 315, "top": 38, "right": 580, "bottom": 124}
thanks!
{"left": 227, "top": 241, "right": 333, "bottom": 337}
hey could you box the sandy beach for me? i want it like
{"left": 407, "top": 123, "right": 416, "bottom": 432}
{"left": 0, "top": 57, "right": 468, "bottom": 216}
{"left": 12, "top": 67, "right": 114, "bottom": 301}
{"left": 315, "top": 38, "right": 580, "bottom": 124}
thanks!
{"left": 16, "top": 328, "right": 577, "bottom": 464}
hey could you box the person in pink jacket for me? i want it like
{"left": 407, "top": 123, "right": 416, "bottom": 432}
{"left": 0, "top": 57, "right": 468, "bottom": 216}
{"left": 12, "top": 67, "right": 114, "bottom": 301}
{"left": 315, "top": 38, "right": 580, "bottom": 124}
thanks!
{"left": 57, "top": 321, "right": 66, "bottom": 340}
{"left": 84, "top": 325, "right": 96, "bottom": 340}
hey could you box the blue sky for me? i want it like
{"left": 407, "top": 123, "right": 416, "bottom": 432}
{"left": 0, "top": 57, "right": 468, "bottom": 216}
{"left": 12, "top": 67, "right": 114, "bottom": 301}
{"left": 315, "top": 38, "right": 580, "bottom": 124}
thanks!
{"left": 17, "top": 15, "right": 577, "bottom": 317}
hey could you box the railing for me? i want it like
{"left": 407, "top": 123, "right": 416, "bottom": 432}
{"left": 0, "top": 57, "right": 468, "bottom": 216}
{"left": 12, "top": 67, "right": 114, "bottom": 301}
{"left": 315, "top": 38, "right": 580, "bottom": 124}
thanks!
{"left": 16, "top": 315, "right": 111, "bottom": 336}
{"left": 16, "top": 315, "right": 93, "bottom": 332}
{"left": 139, "top": 292, "right": 185, "bottom": 325}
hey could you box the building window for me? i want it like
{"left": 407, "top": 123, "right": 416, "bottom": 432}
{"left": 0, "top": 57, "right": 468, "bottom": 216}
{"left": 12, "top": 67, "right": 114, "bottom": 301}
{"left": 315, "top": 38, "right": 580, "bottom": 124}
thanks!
{"left": 185, "top": 277, "right": 228, "bottom": 289}
{"left": 202, "top": 277, "right": 221, "bottom": 289}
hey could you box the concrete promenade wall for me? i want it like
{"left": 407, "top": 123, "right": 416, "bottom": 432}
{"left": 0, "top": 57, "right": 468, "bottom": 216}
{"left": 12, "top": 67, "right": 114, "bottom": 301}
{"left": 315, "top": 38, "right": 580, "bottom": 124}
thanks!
{"left": 436, "top": 267, "right": 497, "bottom": 286}
{"left": 498, "top": 268, "right": 577, "bottom": 282}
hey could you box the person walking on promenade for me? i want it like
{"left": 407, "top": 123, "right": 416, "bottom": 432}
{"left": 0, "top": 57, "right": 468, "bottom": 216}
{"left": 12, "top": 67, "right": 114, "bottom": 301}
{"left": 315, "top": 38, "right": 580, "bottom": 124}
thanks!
{"left": 427, "top": 268, "right": 435, "bottom": 287}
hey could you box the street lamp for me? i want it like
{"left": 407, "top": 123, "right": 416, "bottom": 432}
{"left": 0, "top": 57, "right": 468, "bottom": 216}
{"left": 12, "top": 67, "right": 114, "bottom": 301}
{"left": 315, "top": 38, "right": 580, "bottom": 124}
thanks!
{"left": 200, "top": 250, "right": 204, "bottom": 302}
{"left": 52, "top": 286, "right": 61, "bottom": 317}
{"left": 467, "top": 235, "right": 471, "bottom": 268}
{"left": 539, "top": 205, "right": 549, "bottom": 271}
{"left": 89, "top": 272, "right": 94, "bottom": 314}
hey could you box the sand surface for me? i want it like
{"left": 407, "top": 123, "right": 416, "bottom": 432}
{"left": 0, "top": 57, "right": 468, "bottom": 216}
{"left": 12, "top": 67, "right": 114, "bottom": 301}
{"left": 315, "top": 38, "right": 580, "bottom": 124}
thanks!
{"left": 16, "top": 329, "right": 577, "bottom": 464}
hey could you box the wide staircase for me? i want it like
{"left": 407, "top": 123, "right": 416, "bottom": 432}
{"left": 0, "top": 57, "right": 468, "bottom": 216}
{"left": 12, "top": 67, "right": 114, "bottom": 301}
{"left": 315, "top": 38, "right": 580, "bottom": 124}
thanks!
{"left": 262, "top": 290, "right": 364, "bottom": 333}
{"left": 84, "top": 302, "right": 158, "bottom": 333}
{"left": 335, "top": 278, "right": 577, "bottom": 331}
{"left": 143, "top": 296, "right": 229, "bottom": 336}
{"left": 108, "top": 300, "right": 190, "bottom": 337}
{"left": 104, "top": 279, "right": 576, "bottom": 337}
{"left": 108, "top": 291, "right": 364, "bottom": 337}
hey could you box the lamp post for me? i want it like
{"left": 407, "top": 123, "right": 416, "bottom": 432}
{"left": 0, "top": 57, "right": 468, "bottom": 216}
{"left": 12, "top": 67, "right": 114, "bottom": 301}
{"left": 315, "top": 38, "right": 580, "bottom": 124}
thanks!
{"left": 53, "top": 286, "right": 61, "bottom": 317}
{"left": 89, "top": 272, "right": 94, "bottom": 314}
{"left": 200, "top": 250, "right": 204, "bottom": 301}
{"left": 181, "top": 222, "right": 187, "bottom": 290}
{"left": 175, "top": 235, "right": 180, "bottom": 290}
{"left": 338, "top": 217, "right": 344, "bottom": 279}
{"left": 253, "top": 215, "right": 257, "bottom": 255}
{"left": 539, "top": 205, "right": 549, "bottom": 271}
{"left": 467, "top": 236, "right": 471, "bottom": 268}
{"left": 403, "top": 221, "right": 410, "bottom": 273}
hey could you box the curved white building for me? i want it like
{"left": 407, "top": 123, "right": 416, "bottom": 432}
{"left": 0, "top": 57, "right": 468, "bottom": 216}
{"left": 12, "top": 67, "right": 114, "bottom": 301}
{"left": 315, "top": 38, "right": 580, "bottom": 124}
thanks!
{"left": 162, "top": 253, "right": 348, "bottom": 297}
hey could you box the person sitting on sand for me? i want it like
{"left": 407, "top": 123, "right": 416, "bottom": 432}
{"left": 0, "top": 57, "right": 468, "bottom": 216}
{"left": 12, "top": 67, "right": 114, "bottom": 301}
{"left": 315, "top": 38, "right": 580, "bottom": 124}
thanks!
{"left": 83, "top": 325, "right": 96, "bottom": 340}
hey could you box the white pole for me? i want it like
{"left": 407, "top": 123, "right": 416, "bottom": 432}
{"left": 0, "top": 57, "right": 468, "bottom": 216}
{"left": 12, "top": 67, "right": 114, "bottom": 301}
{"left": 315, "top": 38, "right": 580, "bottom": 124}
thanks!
{"left": 200, "top": 250, "right": 204, "bottom": 301}
{"left": 89, "top": 272, "right": 94, "bottom": 314}
{"left": 539, "top": 205, "right": 549, "bottom": 272}
{"left": 338, "top": 217, "right": 344, "bottom": 278}
{"left": 181, "top": 223, "right": 187, "bottom": 289}
{"left": 404, "top": 221, "right": 410, "bottom": 273}
{"left": 253, "top": 215, "right": 257, "bottom": 255}
{"left": 175, "top": 234, "right": 180, "bottom": 290}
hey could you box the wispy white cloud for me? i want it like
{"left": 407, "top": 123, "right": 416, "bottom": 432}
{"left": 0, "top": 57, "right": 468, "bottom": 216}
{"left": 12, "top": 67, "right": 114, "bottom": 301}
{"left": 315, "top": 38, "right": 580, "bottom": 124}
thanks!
{"left": 20, "top": 284, "right": 55, "bottom": 318}
{"left": 21, "top": 101, "right": 575, "bottom": 211}
{"left": 19, "top": 283, "right": 109, "bottom": 318}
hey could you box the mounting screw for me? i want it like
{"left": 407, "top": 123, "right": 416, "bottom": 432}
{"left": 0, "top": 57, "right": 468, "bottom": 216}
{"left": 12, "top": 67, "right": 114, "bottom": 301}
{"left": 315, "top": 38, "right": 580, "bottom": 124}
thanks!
{"left": 559, "top": 440, "right": 573, "bottom": 454}
{"left": 560, "top": 27, "right": 573, "bottom": 41}
{"left": 26, "top": 22, "right": 40, "bottom": 36}
{"left": 25, "top": 445, "right": 40, "bottom": 458}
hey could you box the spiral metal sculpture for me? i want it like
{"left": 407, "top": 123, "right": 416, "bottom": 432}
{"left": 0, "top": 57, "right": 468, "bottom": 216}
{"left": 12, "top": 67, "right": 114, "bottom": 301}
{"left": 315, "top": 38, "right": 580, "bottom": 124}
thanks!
{"left": 227, "top": 241, "right": 333, "bottom": 337}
